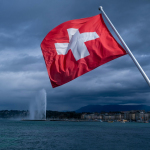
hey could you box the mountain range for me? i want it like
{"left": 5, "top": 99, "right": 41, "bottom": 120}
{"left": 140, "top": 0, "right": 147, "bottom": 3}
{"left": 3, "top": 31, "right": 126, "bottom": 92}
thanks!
{"left": 75, "top": 105, "right": 150, "bottom": 113}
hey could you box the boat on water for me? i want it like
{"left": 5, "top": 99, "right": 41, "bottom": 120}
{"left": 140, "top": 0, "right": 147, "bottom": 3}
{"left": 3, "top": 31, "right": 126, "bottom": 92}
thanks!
{"left": 108, "top": 121, "right": 114, "bottom": 123}
{"left": 144, "top": 121, "right": 149, "bottom": 123}
{"left": 120, "top": 121, "right": 125, "bottom": 123}
{"left": 137, "top": 120, "right": 144, "bottom": 123}
{"left": 120, "top": 119, "right": 127, "bottom": 123}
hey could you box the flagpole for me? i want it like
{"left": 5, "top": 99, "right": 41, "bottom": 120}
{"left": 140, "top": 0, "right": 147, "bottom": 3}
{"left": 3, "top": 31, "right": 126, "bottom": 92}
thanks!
{"left": 99, "top": 6, "right": 150, "bottom": 87}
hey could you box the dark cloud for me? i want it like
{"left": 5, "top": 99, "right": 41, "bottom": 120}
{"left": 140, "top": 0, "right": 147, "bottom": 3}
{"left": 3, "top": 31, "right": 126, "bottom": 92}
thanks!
{"left": 0, "top": 0, "right": 150, "bottom": 111}
{"left": 0, "top": 54, "right": 45, "bottom": 72}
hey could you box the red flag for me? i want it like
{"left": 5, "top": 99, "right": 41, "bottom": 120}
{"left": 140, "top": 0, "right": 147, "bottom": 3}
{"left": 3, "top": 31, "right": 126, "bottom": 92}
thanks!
{"left": 41, "top": 14, "right": 126, "bottom": 88}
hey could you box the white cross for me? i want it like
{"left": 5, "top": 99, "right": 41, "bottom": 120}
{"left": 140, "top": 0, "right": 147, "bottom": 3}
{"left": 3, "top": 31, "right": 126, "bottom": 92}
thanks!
{"left": 55, "top": 28, "right": 99, "bottom": 61}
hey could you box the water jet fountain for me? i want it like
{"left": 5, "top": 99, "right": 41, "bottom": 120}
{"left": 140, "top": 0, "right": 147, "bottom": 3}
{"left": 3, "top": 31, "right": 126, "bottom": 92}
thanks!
{"left": 26, "top": 89, "right": 47, "bottom": 121}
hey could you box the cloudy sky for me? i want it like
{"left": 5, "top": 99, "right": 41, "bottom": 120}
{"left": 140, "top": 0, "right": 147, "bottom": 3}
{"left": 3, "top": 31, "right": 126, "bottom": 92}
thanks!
{"left": 0, "top": 0, "right": 150, "bottom": 111}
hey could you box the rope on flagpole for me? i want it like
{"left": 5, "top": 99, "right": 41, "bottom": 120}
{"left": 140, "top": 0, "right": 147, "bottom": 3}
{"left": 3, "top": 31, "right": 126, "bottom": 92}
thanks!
{"left": 99, "top": 6, "right": 150, "bottom": 87}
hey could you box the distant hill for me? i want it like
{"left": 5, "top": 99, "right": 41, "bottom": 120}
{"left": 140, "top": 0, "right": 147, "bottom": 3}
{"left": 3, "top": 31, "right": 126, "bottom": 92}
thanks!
{"left": 75, "top": 105, "right": 150, "bottom": 113}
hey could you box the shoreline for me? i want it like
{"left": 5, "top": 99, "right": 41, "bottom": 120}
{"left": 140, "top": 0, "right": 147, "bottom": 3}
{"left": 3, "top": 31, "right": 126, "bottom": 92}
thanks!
{"left": 21, "top": 119, "right": 149, "bottom": 123}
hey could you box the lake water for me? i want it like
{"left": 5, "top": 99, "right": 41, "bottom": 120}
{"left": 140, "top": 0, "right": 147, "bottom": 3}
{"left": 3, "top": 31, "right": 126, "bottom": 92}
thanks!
{"left": 0, "top": 119, "right": 150, "bottom": 150}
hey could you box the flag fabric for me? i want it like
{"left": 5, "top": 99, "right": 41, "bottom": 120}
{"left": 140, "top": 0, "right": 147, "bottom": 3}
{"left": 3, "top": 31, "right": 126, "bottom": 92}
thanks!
{"left": 41, "top": 14, "right": 127, "bottom": 88}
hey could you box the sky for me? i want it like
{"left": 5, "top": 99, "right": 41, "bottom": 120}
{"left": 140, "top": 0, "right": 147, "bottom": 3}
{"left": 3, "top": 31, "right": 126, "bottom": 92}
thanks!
{"left": 0, "top": 0, "right": 150, "bottom": 111}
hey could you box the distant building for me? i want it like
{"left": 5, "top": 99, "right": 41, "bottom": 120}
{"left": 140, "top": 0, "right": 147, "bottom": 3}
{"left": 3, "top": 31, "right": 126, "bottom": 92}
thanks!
{"left": 135, "top": 111, "right": 145, "bottom": 121}
{"left": 81, "top": 110, "right": 150, "bottom": 122}
{"left": 129, "top": 111, "right": 136, "bottom": 121}
{"left": 115, "top": 113, "right": 121, "bottom": 120}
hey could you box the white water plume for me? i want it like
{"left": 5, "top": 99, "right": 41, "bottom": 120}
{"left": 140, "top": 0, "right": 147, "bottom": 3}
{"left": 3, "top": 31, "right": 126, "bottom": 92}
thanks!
{"left": 29, "top": 89, "right": 47, "bottom": 120}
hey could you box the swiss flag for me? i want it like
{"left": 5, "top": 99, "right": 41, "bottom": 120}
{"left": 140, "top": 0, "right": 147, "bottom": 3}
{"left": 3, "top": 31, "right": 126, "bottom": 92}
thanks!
{"left": 41, "top": 14, "right": 127, "bottom": 88}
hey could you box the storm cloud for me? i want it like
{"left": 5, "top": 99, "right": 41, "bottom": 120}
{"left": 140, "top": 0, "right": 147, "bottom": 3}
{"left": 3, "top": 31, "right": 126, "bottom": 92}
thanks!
{"left": 0, "top": 0, "right": 150, "bottom": 111}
